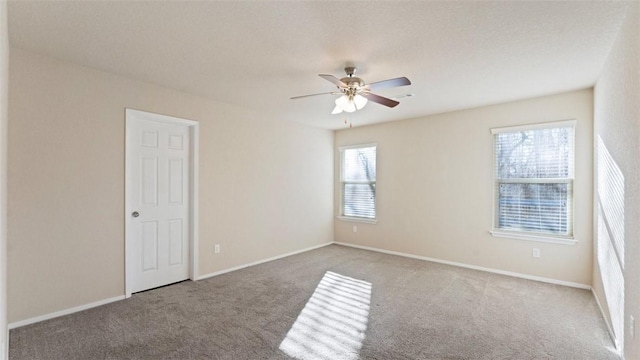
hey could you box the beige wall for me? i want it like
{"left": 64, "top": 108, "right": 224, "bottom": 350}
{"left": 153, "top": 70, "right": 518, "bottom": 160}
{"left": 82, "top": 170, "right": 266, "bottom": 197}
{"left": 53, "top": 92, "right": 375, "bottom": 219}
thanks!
{"left": 1, "top": 0, "right": 8, "bottom": 357}
{"left": 335, "top": 89, "right": 594, "bottom": 286}
{"left": 7, "top": 49, "right": 334, "bottom": 323}
{"left": 593, "top": 2, "right": 639, "bottom": 357}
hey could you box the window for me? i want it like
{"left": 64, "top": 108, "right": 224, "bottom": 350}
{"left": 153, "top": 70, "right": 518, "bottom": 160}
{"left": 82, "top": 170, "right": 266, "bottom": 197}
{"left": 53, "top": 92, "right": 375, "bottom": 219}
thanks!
{"left": 339, "top": 144, "right": 377, "bottom": 222}
{"left": 490, "top": 120, "right": 576, "bottom": 243}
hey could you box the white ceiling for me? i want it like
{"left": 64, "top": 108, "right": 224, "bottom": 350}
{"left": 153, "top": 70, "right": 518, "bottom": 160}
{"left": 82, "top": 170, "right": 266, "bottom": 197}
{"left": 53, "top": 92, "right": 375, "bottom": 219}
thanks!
{"left": 7, "top": 1, "right": 630, "bottom": 130}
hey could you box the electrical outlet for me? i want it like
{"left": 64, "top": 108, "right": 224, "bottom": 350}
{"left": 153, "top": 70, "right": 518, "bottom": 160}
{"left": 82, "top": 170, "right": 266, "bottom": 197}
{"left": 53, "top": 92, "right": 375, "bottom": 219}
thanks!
{"left": 215, "top": 244, "right": 220, "bottom": 254}
{"left": 353, "top": 225, "right": 357, "bottom": 233}
{"left": 532, "top": 248, "right": 541, "bottom": 258}
{"left": 631, "top": 315, "right": 635, "bottom": 338}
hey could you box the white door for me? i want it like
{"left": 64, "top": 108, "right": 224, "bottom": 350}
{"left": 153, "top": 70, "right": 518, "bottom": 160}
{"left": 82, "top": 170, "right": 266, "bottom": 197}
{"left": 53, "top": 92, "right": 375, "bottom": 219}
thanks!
{"left": 126, "top": 112, "right": 191, "bottom": 293}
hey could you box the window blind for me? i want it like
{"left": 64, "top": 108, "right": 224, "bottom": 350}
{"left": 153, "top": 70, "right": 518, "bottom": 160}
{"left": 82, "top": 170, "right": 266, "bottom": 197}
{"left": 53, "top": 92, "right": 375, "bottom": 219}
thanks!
{"left": 341, "top": 146, "right": 376, "bottom": 219}
{"left": 494, "top": 125, "right": 574, "bottom": 235}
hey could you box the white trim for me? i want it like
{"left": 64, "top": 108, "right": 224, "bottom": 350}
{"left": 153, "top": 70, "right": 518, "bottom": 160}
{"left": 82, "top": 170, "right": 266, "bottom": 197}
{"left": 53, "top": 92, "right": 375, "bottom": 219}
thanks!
{"left": 490, "top": 119, "right": 577, "bottom": 134}
{"left": 491, "top": 121, "right": 576, "bottom": 242}
{"left": 125, "top": 111, "right": 134, "bottom": 298}
{"left": 338, "top": 143, "right": 377, "bottom": 151}
{"left": 591, "top": 288, "right": 619, "bottom": 351}
{"left": 497, "top": 178, "right": 572, "bottom": 184}
{"left": 337, "top": 216, "right": 378, "bottom": 224}
{"left": 190, "top": 124, "right": 200, "bottom": 281}
{"left": 339, "top": 144, "right": 377, "bottom": 220}
{"left": 334, "top": 242, "right": 590, "bottom": 289}
{"left": 196, "top": 242, "right": 333, "bottom": 281}
{"left": 8, "top": 296, "right": 125, "bottom": 330}
{"left": 489, "top": 230, "right": 577, "bottom": 245}
{"left": 125, "top": 108, "right": 198, "bottom": 126}
{"left": 124, "top": 108, "right": 199, "bottom": 298}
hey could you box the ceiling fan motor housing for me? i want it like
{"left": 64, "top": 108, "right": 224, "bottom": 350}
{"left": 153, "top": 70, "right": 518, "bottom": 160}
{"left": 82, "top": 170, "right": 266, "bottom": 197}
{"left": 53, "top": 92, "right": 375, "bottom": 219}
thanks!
{"left": 340, "top": 67, "right": 364, "bottom": 90}
{"left": 340, "top": 77, "right": 364, "bottom": 88}
{"left": 340, "top": 68, "right": 364, "bottom": 99}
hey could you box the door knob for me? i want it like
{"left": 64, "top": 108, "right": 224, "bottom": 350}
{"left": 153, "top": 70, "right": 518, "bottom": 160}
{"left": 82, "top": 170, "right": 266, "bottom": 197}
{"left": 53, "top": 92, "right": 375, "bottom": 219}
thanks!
{"left": 132, "top": 211, "right": 140, "bottom": 218}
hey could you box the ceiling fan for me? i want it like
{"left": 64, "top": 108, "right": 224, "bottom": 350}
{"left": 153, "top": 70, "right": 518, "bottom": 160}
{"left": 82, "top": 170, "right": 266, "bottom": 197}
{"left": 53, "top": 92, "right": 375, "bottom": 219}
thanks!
{"left": 291, "top": 67, "right": 411, "bottom": 114}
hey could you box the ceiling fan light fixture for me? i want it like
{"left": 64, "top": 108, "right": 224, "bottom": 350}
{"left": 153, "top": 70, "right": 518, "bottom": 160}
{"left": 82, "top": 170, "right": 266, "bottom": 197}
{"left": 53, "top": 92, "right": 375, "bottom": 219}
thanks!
{"left": 335, "top": 94, "right": 365, "bottom": 113}
{"left": 353, "top": 94, "right": 368, "bottom": 110}
{"left": 334, "top": 95, "right": 353, "bottom": 113}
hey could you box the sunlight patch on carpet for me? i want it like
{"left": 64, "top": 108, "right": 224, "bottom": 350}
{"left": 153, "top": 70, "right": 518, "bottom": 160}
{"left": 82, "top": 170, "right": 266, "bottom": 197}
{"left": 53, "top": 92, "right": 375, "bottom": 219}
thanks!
{"left": 279, "top": 271, "right": 371, "bottom": 360}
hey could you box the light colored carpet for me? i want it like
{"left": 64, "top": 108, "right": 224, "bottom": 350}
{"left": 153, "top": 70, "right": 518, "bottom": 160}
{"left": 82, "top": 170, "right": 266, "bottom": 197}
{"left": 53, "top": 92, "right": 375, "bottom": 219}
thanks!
{"left": 9, "top": 244, "right": 619, "bottom": 359}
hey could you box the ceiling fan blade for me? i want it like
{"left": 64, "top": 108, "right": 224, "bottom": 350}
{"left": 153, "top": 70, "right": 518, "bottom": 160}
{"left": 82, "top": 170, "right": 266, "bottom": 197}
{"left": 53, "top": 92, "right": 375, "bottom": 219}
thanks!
{"left": 319, "top": 74, "right": 347, "bottom": 88}
{"left": 290, "top": 91, "right": 336, "bottom": 100}
{"left": 367, "top": 77, "right": 411, "bottom": 91}
{"left": 361, "top": 92, "right": 400, "bottom": 108}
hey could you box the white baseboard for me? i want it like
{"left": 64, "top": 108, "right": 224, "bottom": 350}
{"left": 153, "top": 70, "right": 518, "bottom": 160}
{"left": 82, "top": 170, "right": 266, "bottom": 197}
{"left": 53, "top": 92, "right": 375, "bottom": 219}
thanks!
{"left": 8, "top": 295, "right": 125, "bottom": 330}
{"left": 334, "top": 242, "right": 591, "bottom": 290}
{"left": 7, "top": 241, "right": 593, "bottom": 332}
{"left": 8, "top": 242, "right": 333, "bottom": 330}
{"left": 196, "top": 242, "right": 334, "bottom": 281}
{"left": 591, "top": 288, "right": 619, "bottom": 351}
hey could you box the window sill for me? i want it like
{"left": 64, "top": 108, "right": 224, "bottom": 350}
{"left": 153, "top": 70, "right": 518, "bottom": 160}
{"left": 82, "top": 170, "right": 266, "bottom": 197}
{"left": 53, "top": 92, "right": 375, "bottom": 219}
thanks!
{"left": 489, "top": 230, "right": 577, "bottom": 245}
{"left": 337, "top": 216, "right": 378, "bottom": 224}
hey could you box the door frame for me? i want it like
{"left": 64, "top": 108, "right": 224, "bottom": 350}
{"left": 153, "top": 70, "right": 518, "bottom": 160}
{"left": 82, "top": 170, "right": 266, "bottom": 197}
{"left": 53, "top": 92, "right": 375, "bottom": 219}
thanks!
{"left": 124, "top": 108, "right": 199, "bottom": 298}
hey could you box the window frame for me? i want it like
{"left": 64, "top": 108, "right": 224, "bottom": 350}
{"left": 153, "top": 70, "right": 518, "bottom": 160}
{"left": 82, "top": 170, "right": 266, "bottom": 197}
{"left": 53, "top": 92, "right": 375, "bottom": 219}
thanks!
{"left": 489, "top": 120, "right": 577, "bottom": 245}
{"left": 337, "top": 143, "right": 378, "bottom": 224}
